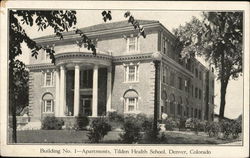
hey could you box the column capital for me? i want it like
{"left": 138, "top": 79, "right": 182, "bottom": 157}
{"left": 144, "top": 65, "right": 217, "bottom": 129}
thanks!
{"left": 74, "top": 64, "right": 80, "bottom": 69}
{"left": 60, "top": 65, "right": 65, "bottom": 70}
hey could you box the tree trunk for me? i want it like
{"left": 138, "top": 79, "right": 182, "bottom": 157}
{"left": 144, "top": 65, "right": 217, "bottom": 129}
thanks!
{"left": 9, "top": 65, "right": 17, "bottom": 143}
{"left": 219, "top": 79, "right": 229, "bottom": 120}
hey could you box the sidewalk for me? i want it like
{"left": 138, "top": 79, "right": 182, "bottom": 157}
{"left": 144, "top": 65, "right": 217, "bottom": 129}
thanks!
{"left": 220, "top": 140, "right": 243, "bottom": 145}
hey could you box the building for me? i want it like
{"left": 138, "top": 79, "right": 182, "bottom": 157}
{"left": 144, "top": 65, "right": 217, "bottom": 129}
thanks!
{"left": 27, "top": 20, "right": 215, "bottom": 127}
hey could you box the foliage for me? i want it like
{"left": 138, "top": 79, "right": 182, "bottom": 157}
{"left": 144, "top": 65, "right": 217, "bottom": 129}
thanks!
{"left": 164, "top": 117, "right": 178, "bottom": 131}
{"left": 88, "top": 117, "right": 112, "bottom": 143}
{"left": 75, "top": 115, "right": 89, "bottom": 130}
{"left": 41, "top": 116, "right": 64, "bottom": 130}
{"left": 119, "top": 114, "right": 143, "bottom": 143}
{"left": 219, "top": 119, "right": 242, "bottom": 139}
{"left": 205, "top": 121, "right": 220, "bottom": 137}
{"left": 178, "top": 118, "right": 187, "bottom": 131}
{"left": 173, "top": 12, "right": 243, "bottom": 118}
{"left": 107, "top": 111, "right": 124, "bottom": 123}
{"left": 141, "top": 117, "right": 160, "bottom": 141}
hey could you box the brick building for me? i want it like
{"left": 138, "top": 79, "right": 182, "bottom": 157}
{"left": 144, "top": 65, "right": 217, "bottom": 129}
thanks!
{"left": 27, "top": 20, "right": 215, "bottom": 126}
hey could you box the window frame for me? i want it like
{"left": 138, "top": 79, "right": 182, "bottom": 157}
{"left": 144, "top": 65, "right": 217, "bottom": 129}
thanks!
{"left": 124, "top": 64, "right": 139, "bottom": 83}
{"left": 124, "top": 97, "right": 138, "bottom": 113}
{"left": 43, "top": 99, "right": 54, "bottom": 113}
{"left": 127, "top": 36, "right": 139, "bottom": 53}
{"left": 44, "top": 71, "right": 54, "bottom": 87}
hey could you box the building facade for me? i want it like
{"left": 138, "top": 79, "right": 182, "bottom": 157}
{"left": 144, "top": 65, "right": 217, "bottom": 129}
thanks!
{"left": 27, "top": 20, "right": 215, "bottom": 125}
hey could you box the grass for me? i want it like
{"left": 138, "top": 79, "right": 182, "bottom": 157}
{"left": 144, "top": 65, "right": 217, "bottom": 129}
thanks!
{"left": 13, "top": 129, "right": 241, "bottom": 144}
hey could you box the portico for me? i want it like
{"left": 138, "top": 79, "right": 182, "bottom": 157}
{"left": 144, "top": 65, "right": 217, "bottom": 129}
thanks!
{"left": 54, "top": 52, "right": 113, "bottom": 117}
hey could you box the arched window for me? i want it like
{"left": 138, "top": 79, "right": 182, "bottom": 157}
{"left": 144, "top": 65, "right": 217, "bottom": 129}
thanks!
{"left": 42, "top": 93, "right": 54, "bottom": 113}
{"left": 123, "top": 90, "right": 139, "bottom": 113}
{"left": 163, "top": 91, "right": 168, "bottom": 114}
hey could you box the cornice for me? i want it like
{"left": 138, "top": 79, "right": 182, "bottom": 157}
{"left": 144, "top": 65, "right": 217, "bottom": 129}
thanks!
{"left": 113, "top": 53, "right": 153, "bottom": 63}
{"left": 27, "top": 63, "right": 56, "bottom": 70}
{"left": 34, "top": 23, "right": 161, "bottom": 46}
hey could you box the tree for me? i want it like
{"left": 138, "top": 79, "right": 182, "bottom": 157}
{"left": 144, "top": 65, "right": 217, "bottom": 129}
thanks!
{"left": 9, "top": 10, "right": 146, "bottom": 143}
{"left": 173, "top": 12, "right": 243, "bottom": 119}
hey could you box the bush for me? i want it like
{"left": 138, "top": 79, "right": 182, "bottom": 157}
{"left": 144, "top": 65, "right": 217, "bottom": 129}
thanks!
{"left": 107, "top": 111, "right": 124, "bottom": 123}
{"left": 75, "top": 116, "right": 89, "bottom": 130}
{"left": 164, "top": 117, "right": 177, "bottom": 131}
{"left": 205, "top": 121, "right": 220, "bottom": 137}
{"left": 231, "top": 120, "right": 242, "bottom": 138}
{"left": 220, "top": 120, "right": 233, "bottom": 139}
{"left": 41, "top": 116, "right": 64, "bottom": 130}
{"left": 141, "top": 117, "right": 160, "bottom": 141}
{"left": 178, "top": 118, "right": 186, "bottom": 131}
{"left": 88, "top": 117, "right": 111, "bottom": 143}
{"left": 120, "top": 115, "right": 142, "bottom": 143}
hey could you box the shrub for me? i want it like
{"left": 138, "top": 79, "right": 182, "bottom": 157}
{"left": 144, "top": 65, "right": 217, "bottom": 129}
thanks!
{"left": 220, "top": 120, "right": 233, "bottom": 139}
{"left": 178, "top": 118, "right": 186, "bottom": 131}
{"left": 107, "top": 111, "right": 124, "bottom": 123}
{"left": 120, "top": 115, "right": 142, "bottom": 143}
{"left": 231, "top": 120, "right": 242, "bottom": 138}
{"left": 205, "top": 121, "right": 220, "bottom": 137}
{"left": 164, "top": 117, "right": 177, "bottom": 131}
{"left": 88, "top": 117, "right": 111, "bottom": 143}
{"left": 41, "top": 116, "right": 64, "bottom": 130}
{"left": 197, "top": 120, "right": 207, "bottom": 132}
{"left": 142, "top": 117, "right": 160, "bottom": 141}
{"left": 75, "top": 115, "right": 89, "bottom": 130}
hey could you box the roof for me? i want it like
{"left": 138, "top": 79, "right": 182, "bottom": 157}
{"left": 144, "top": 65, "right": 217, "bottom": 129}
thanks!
{"left": 34, "top": 19, "right": 159, "bottom": 40}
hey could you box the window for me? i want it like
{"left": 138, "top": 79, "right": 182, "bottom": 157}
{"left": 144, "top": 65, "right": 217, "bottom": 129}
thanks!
{"left": 195, "top": 68, "right": 198, "bottom": 78}
{"left": 170, "top": 72, "right": 175, "bottom": 87}
{"left": 163, "top": 67, "right": 167, "bottom": 84}
{"left": 191, "top": 107, "right": 193, "bottom": 118}
{"left": 170, "top": 102, "right": 175, "bottom": 115}
{"left": 44, "top": 71, "right": 53, "bottom": 86}
{"left": 127, "top": 37, "right": 139, "bottom": 52}
{"left": 198, "top": 110, "right": 202, "bottom": 119}
{"left": 212, "top": 79, "right": 214, "bottom": 88}
{"left": 163, "top": 38, "right": 168, "bottom": 54}
{"left": 43, "top": 100, "right": 54, "bottom": 113}
{"left": 124, "top": 90, "right": 139, "bottom": 113}
{"left": 185, "top": 80, "right": 190, "bottom": 93}
{"left": 187, "top": 107, "right": 189, "bottom": 117}
{"left": 199, "top": 89, "right": 202, "bottom": 100}
{"left": 199, "top": 71, "right": 202, "bottom": 80}
{"left": 178, "top": 77, "right": 183, "bottom": 90}
{"left": 42, "top": 93, "right": 54, "bottom": 113}
{"left": 124, "top": 97, "right": 138, "bottom": 113}
{"left": 195, "top": 87, "right": 198, "bottom": 98}
{"left": 194, "top": 109, "right": 198, "bottom": 118}
{"left": 124, "top": 64, "right": 139, "bottom": 82}
{"left": 191, "top": 84, "right": 194, "bottom": 97}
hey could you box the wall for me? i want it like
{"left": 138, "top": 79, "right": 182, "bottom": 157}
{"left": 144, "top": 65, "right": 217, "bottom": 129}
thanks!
{"left": 111, "top": 61, "right": 155, "bottom": 116}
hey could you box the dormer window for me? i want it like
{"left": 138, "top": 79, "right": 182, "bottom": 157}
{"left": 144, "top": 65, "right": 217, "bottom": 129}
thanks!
{"left": 127, "top": 36, "right": 139, "bottom": 53}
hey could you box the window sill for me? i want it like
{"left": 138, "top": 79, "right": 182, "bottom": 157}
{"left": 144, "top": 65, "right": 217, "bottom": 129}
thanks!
{"left": 43, "top": 112, "right": 54, "bottom": 114}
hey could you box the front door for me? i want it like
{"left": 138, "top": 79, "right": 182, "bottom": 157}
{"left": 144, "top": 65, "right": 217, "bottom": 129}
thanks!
{"left": 82, "top": 98, "right": 92, "bottom": 116}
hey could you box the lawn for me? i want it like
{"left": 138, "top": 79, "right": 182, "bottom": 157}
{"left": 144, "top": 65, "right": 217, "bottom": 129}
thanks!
{"left": 14, "top": 130, "right": 241, "bottom": 144}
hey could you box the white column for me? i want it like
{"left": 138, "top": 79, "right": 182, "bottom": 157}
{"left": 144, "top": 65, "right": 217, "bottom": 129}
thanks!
{"left": 106, "top": 66, "right": 112, "bottom": 112}
{"left": 74, "top": 64, "right": 80, "bottom": 116}
{"left": 92, "top": 65, "right": 98, "bottom": 117}
{"left": 60, "top": 66, "right": 66, "bottom": 116}
{"left": 55, "top": 68, "right": 60, "bottom": 117}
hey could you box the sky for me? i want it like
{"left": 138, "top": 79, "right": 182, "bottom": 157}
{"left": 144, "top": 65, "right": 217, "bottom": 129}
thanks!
{"left": 18, "top": 10, "right": 243, "bottom": 119}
